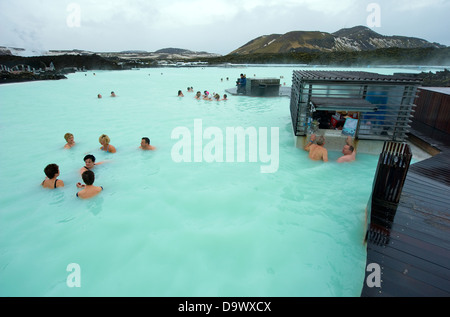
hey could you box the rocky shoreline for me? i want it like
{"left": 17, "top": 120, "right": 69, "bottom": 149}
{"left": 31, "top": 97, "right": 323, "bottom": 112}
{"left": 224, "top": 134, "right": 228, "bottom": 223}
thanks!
{"left": 414, "top": 69, "right": 450, "bottom": 87}
{"left": 0, "top": 53, "right": 122, "bottom": 84}
{"left": 1, "top": 53, "right": 448, "bottom": 87}
{"left": 0, "top": 70, "right": 67, "bottom": 84}
{"left": 395, "top": 69, "right": 450, "bottom": 87}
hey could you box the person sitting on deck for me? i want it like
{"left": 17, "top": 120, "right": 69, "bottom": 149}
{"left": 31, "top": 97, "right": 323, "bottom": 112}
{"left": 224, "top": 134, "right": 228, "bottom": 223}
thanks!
{"left": 237, "top": 73, "right": 247, "bottom": 94}
{"left": 304, "top": 134, "right": 328, "bottom": 162}
{"left": 41, "top": 163, "right": 64, "bottom": 189}
{"left": 337, "top": 136, "right": 356, "bottom": 163}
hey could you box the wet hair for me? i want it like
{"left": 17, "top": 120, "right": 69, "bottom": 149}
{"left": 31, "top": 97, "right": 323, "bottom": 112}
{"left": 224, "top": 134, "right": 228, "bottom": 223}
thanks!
{"left": 84, "top": 154, "right": 96, "bottom": 163}
{"left": 348, "top": 145, "right": 354, "bottom": 152}
{"left": 142, "top": 137, "right": 150, "bottom": 145}
{"left": 64, "top": 133, "right": 73, "bottom": 141}
{"left": 316, "top": 136, "right": 325, "bottom": 146}
{"left": 99, "top": 134, "right": 110, "bottom": 145}
{"left": 81, "top": 170, "right": 95, "bottom": 186}
{"left": 44, "top": 164, "right": 59, "bottom": 179}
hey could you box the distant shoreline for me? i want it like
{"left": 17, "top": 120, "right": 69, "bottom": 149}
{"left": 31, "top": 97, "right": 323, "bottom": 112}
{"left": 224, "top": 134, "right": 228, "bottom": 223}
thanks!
{"left": 1, "top": 59, "right": 448, "bottom": 87}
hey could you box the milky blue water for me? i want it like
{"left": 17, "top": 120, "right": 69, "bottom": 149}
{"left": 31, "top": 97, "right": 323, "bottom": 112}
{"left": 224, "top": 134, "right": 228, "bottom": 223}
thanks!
{"left": 0, "top": 65, "right": 443, "bottom": 297}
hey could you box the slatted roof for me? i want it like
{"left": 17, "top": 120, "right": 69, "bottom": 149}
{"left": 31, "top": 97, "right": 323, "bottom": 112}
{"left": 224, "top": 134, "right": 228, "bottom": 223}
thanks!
{"left": 293, "top": 70, "right": 423, "bottom": 84}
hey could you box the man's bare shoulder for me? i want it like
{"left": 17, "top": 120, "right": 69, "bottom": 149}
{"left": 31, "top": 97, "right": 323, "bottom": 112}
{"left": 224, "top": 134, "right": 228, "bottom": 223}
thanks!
{"left": 337, "top": 155, "right": 355, "bottom": 163}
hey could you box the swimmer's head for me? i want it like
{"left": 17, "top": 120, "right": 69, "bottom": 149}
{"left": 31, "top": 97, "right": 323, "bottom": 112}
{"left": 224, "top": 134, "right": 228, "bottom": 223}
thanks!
{"left": 84, "top": 154, "right": 96, "bottom": 163}
{"left": 81, "top": 170, "right": 95, "bottom": 185}
{"left": 343, "top": 145, "right": 354, "bottom": 155}
{"left": 99, "top": 134, "right": 110, "bottom": 145}
{"left": 64, "top": 133, "right": 73, "bottom": 142}
{"left": 142, "top": 137, "right": 150, "bottom": 145}
{"left": 44, "top": 163, "right": 59, "bottom": 178}
{"left": 316, "top": 136, "right": 325, "bottom": 146}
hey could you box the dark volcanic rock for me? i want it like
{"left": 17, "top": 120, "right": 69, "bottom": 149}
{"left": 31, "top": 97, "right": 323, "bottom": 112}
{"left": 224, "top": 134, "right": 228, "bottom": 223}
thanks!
{"left": 0, "top": 53, "right": 122, "bottom": 84}
{"left": 394, "top": 69, "right": 450, "bottom": 87}
{"left": 0, "top": 54, "right": 121, "bottom": 72}
{"left": 0, "top": 70, "right": 67, "bottom": 84}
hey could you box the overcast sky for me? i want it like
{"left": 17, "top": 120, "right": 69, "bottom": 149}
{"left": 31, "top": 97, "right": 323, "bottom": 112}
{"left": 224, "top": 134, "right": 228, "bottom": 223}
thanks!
{"left": 0, "top": 0, "right": 449, "bottom": 55}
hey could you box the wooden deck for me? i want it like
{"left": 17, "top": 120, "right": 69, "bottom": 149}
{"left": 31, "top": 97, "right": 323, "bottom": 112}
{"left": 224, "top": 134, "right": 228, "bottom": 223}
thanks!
{"left": 361, "top": 131, "right": 450, "bottom": 297}
{"left": 225, "top": 86, "right": 291, "bottom": 97}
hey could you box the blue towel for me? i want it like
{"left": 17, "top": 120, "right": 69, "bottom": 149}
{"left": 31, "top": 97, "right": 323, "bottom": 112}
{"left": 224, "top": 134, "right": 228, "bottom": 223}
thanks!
{"left": 342, "top": 118, "right": 358, "bottom": 136}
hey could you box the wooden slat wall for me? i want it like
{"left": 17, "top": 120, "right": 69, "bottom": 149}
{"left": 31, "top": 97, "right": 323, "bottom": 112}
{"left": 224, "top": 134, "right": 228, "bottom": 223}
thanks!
{"left": 413, "top": 88, "right": 450, "bottom": 135}
{"left": 436, "top": 93, "right": 450, "bottom": 134}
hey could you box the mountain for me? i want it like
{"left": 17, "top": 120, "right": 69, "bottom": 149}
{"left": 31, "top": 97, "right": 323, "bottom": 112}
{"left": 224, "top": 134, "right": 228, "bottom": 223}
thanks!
{"left": 229, "top": 26, "right": 446, "bottom": 55}
{"left": 0, "top": 46, "right": 220, "bottom": 60}
{"left": 155, "top": 48, "right": 194, "bottom": 54}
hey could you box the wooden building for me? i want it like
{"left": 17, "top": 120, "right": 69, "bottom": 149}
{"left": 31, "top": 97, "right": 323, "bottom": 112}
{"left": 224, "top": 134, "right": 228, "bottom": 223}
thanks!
{"left": 411, "top": 87, "right": 450, "bottom": 146}
{"left": 290, "top": 71, "right": 423, "bottom": 151}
